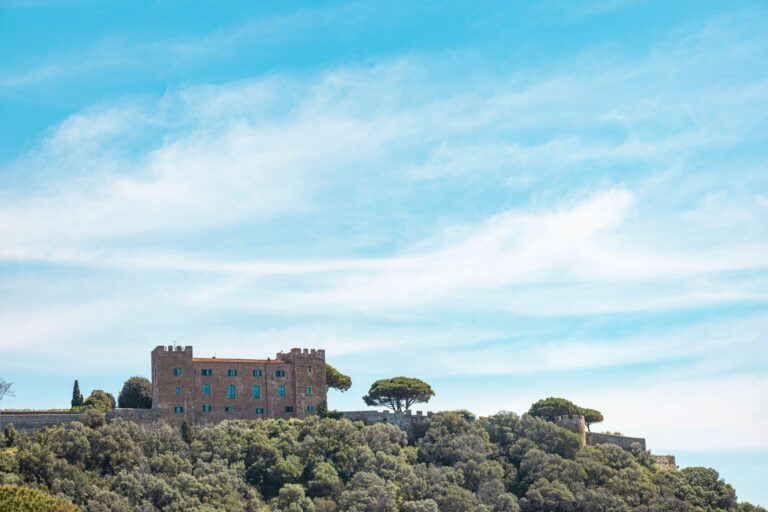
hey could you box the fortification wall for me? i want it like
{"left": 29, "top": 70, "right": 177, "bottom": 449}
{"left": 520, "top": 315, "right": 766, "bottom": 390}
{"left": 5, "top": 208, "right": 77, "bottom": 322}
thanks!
{"left": 342, "top": 410, "right": 432, "bottom": 438}
{"left": 587, "top": 432, "right": 646, "bottom": 450}
{"left": 554, "top": 414, "right": 587, "bottom": 446}
{"left": 107, "top": 408, "right": 162, "bottom": 424}
{"left": 0, "top": 411, "right": 85, "bottom": 433}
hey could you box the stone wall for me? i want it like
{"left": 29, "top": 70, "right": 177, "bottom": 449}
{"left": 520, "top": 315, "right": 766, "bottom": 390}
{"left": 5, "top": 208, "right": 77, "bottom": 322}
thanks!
{"left": 342, "top": 410, "right": 432, "bottom": 439}
{"left": 554, "top": 414, "right": 587, "bottom": 446}
{"left": 0, "top": 411, "right": 84, "bottom": 433}
{"left": 107, "top": 408, "right": 162, "bottom": 424}
{"left": 586, "top": 432, "right": 646, "bottom": 450}
{"left": 151, "top": 345, "right": 326, "bottom": 424}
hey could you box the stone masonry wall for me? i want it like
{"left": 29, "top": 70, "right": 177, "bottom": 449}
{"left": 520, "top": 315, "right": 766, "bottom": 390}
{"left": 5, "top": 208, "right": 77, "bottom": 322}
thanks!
{"left": 587, "top": 432, "right": 646, "bottom": 450}
{"left": 0, "top": 411, "right": 85, "bottom": 433}
{"left": 151, "top": 345, "right": 326, "bottom": 424}
{"left": 342, "top": 410, "right": 432, "bottom": 439}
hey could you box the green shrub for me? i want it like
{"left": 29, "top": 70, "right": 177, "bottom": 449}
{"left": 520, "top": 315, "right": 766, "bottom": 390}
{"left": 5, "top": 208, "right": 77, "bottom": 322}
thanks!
{"left": 0, "top": 484, "right": 79, "bottom": 511}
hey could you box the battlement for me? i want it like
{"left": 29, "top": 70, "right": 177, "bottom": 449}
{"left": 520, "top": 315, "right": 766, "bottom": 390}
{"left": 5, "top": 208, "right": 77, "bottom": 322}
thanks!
{"left": 554, "top": 414, "right": 587, "bottom": 445}
{"left": 554, "top": 414, "right": 585, "bottom": 421}
{"left": 288, "top": 348, "right": 326, "bottom": 357}
{"left": 153, "top": 345, "right": 193, "bottom": 354}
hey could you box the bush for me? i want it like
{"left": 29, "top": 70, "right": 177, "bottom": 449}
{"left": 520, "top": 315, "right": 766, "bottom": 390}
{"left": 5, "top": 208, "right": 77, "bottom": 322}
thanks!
{"left": 0, "top": 484, "right": 79, "bottom": 511}
{"left": 83, "top": 390, "right": 115, "bottom": 413}
{"left": 117, "top": 377, "right": 152, "bottom": 409}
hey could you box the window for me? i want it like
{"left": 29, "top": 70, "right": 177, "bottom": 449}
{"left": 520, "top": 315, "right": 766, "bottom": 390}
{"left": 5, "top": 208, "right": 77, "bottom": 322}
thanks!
{"left": 306, "top": 386, "right": 312, "bottom": 395}
{"left": 308, "top": 366, "right": 313, "bottom": 374}
{"left": 173, "top": 368, "right": 182, "bottom": 376}
{"left": 276, "top": 370, "right": 286, "bottom": 377}
{"left": 256, "top": 407, "right": 264, "bottom": 415}
{"left": 252, "top": 369, "right": 262, "bottom": 377}
{"left": 203, "top": 384, "right": 211, "bottom": 396}
{"left": 285, "top": 406, "right": 293, "bottom": 413}
{"left": 201, "top": 369, "right": 212, "bottom": 376}
{"left": 227, "top": 369, "right": 237, "bottom": 377}
{"left": 278, "top": 386, "right": 286, "bottom": 397}
{"left": 253, "top": 385, "right": 260, "bottom": 399}
{"left": 174, "top": 406, "right": 184, "bottom": 414}
{"left": 307, "top": 405, "right": 314, "bottom": 413}
{"left": 225, "top": 406, "right": 233, "bottom": 413}
{"left": 228, "top": 384, "right": 236, "bottom": 399}
{"left": 175, "top": 386, "right": 181, "bottom": 395}
{"left": 203, "top": 404, "right": 212, "bottom": 413}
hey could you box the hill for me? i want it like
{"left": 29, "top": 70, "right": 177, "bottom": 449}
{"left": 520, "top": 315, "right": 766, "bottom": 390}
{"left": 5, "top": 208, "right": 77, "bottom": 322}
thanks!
{"left": 0, "top": 411, "right": 764, "bottom": 511}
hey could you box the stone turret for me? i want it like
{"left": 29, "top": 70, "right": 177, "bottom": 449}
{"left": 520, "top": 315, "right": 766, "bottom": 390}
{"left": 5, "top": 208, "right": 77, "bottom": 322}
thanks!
{"left": 554, "top": 414, "right": 587, "bottom": 446}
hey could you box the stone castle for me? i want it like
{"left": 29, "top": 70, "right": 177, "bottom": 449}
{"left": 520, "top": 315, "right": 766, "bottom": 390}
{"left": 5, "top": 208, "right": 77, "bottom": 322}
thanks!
{"left": 0, "top": 345, "right": 676, "bottom": 468}
{"left": 151, "top": 345, "right": 327, "bottom": 422}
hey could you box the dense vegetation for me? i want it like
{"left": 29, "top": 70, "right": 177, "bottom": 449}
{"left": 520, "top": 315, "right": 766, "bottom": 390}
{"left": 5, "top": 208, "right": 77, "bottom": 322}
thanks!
{"left": 0, "top": 410, "right": 763, "bottom": 512}
{"left": 528, "top": 398, "right": 604, "bottom": 432}
{"left": 0, "top": 484, "right": 78, "bottom": 511}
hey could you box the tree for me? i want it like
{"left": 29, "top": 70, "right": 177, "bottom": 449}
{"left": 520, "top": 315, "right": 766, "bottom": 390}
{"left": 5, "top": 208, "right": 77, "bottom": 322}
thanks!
{"left": 117, "top": 377, "right": 152, "bottom": 409}
{"left": 527, "top": 397, "right": 581, "bottom": 421}
{"left": 528, "top": 397, "right": 604, "bottom": 431}
{"left": 581, "top": 408, "right": 604, "bottom": 432}
{"left": 363, "top": 377, "right": 434, "bottom": 412}
{"left": 83, "top": 390, "right": 116, "bottom": 413}
{"left": 0, "top": 485, "right": 79, "bottom": 512}
{"left": 325, "top": 364, "right": 352, "bottom": 392}
{"left": 180, "top": 420, "right": 193, "bottom": 445}
{"left": 71, "top": 380, "right": 84, "bottom": 408}
{"left": 0, "top": 379, "right": 14, "bottom": 404}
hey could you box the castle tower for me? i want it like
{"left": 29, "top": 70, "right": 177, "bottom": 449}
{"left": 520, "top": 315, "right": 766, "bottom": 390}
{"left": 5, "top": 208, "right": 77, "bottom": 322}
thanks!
{"left": 151, "top": 345, "right": 194, "bottom": 419}
{"left": 554, "top": 414, "right": 587, "bottom": 446}
{"left": 277, "top": 348, "right": 327, "bottom": 417}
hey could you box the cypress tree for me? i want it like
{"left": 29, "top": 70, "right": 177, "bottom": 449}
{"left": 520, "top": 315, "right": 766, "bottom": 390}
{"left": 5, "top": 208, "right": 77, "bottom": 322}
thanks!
{"left": 71, "top": 380, "right": 83, "bottom": 408}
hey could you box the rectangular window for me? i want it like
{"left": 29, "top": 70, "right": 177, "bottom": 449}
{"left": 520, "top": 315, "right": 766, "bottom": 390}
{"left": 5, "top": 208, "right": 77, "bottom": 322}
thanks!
{"left": 278, "top": 386, "right": 286, "bottom": 397}
{"left": 308, "top": 366, "right": 313, "bottom": 374}
{"left": 225, "top": 406, "right": 233, "bottom": 413}
{"left": 256, "top": 407, "right": 264, "bottom": 415}
{"left": 307, "top": 405, "right": 314, "bottom": 413}
{"left": 253, "top": 385, "right": 260, "bottom": 399}
{"left": 228, "top": 384, "right": 236, "bottom": 399}
{"left": 306, "top": 386, "right": 312, "bottom": 395}
{"left": 276, "top": 370, "right": 285, "bottom": 377}
{"left": 174, "top": 406, "right": 184, "bottom": 413}
{"left": 252, "top": 369, "right": 262, "bottom": 377}
{"left": 175, "top": 386, "right": 181, "bottom": 395}
{"left": 201, "top": 369, "right": 212, "bottom": 376}
{"left": 173, "top": 368, "right": 182, "bottom": 376}
{"left": 203, "top": 404, "right": 211, "bottom": 413}
{"left": 285, "top": 406, "right": 293, "bottom": 413}
{"left": 203, "top": 384, "right": 211, "bottom": 396}
{"left": 228, "top": 369, "right": 237, "bottom": 377}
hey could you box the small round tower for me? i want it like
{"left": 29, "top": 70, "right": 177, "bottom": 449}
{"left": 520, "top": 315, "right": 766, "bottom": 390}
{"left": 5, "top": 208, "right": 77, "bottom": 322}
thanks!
{"left": 554, "top": 414, "right": 587, "bottom": 446}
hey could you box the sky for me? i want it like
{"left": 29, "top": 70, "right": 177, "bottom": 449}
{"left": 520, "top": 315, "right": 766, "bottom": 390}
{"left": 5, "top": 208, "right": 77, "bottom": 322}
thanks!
{"left": 1, "top": 0, "right": 767, "bottom": 505}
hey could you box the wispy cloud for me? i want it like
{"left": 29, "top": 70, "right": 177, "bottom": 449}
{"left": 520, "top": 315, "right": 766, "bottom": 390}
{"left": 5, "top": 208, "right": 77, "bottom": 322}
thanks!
{"left": 1, "top": 3, "right": 767, "bottom": 458}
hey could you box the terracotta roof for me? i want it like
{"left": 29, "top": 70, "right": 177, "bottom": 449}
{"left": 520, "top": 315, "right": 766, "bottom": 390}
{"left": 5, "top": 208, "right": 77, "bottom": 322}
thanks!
{"left": 192, "top": 358, "right": 284, "bottom": 364}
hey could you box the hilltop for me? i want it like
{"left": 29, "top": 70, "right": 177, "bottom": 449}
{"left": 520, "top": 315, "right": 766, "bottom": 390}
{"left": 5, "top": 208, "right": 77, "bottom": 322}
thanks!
{"left": 0, "top": 410, "right": 764, "bottom": 512}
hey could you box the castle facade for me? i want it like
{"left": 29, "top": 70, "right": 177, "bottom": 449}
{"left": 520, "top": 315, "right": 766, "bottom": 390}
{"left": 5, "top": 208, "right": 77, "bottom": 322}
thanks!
{"left": 151, "top": 345, "right": 326, "bottom": 422}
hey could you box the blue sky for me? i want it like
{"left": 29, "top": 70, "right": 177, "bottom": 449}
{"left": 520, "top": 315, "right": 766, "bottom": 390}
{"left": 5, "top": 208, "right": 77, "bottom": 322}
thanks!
{"left": 1, "top": 0, "right": 767, "bottom": 505}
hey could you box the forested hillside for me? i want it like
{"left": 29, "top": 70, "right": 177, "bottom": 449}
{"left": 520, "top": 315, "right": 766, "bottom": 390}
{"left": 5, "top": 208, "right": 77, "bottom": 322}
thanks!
{"left": 0, "top": 411, "right": 763, "bottom": 512}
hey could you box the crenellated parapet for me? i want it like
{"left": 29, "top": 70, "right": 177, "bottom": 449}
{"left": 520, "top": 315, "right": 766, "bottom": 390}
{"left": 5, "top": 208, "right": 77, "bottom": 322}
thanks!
{"left": 554, "top": 414, "right": 587, "bottom": 445}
